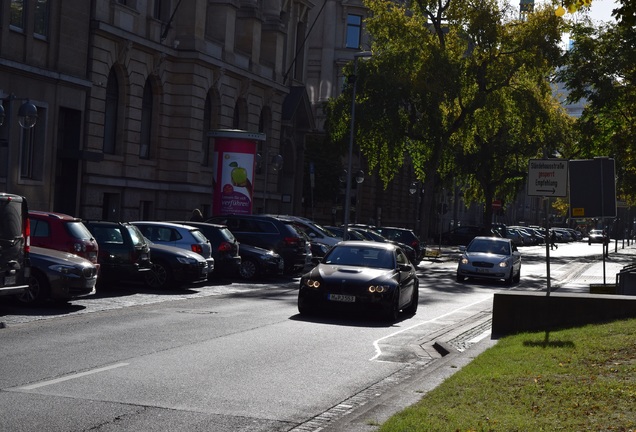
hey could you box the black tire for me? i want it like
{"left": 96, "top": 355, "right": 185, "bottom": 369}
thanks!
{"left": 145, "top": 260, "right": 174, "bottom": 289}
{"left": 513, "top": 268, "right": 521, "bottom": 283}
{"left": 384, "top": 291, "right": 401, "bottom": 322}
{"left": 506, "top": 270, "right": 515, "bottom": 285}
{"left": 456, "top": 274, "right": 465, "bottom": 282}
{"left": 403, "top": 282, "right": 419, "bottom": 316}
{"left": 238, "top": 258, "right": 258, "bottom": 280}
{"left": 297, "top": 292, "right": 314, "bottom": 316}
{"left": 18, "top": 270, "right": 50, "bottom": 305}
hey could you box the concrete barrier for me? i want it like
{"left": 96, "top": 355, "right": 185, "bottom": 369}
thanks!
{"left": 492, "top": 291, "right": 636, "bottom": 337}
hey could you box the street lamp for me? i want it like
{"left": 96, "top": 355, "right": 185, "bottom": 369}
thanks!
{"left": 0, "top": 95, "right": 38, "bottom": 129}
{"left": 343, "top": 51, "right": 372, "bottom": 240}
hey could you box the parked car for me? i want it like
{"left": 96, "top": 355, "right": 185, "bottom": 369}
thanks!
{"left": 142, "top": 241, "right": 209, "bottom": 290}
{"left": 456, "top": 236, "right": 521, "bottom": 285}
{"left": 169, "top": 221, "right": 241, "bottom": 277}
{"left": 297, "top": 241, "right": 419, "bottom": 322}
{"left": 325, "top": 226, "right": 366, "bottom": 241}
{"left": 237, "top": 244, "right": 284, "bottom": 280}
{"left": 349, "top": 227, "right": 418, "bottom": 265}
{"left": 16, "top": 246, "right": 97, "bottom": 305}
{"left": 29, "top": 210, "right": 99, "bottom": 268}
{"left": 84, "top": 221, "right": 152, "bottom": 286}
{"left": 374, "top": 226, "right": 424, "bottom": 262}
{"left": 206, "top": 214, "right": 309, "bottom": 275}
{"left": 1, "top": 193, "right": 30, "bottom": 298}
{"left": 441, "top": 225, "right": 500, "bottom": 246}
{"left": 505, "top": 228, "right": 526, "bottom": 246}
{"left": 588, "top": 229, "right": 609, "bottom": 245}
{"left": 131, "top": 221, "right": 215, "bottom": 275}
{"left": 266, "top": 215, "right": 340, "bottom": 247}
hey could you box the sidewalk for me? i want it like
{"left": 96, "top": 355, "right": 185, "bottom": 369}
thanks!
{"left": 556, "top": 241, "right": 636, "bottom": 293}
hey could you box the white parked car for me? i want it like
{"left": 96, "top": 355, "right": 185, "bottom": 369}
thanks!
{"left": 456, "top": 236, "right": 521, "bottom": 285}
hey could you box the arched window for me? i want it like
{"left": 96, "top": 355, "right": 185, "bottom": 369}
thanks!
{"left": 103, "top": 69, "right": 119, "bottom": 154}
{"left": 140, "top": 78, "right": 153, "bottom": 159}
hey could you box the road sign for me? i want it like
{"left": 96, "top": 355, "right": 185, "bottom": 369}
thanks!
{"left": 527, "top": 159, "right": 568, "bottom": 197}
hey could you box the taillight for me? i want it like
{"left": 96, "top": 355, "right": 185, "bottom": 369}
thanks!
{"left": 191, "top": 244, "right": 203, "bottom": 254}
{"left": 411, "top": 241, "right": 418, "bottom": 249}
{"left": 284, "top": 236, "right": 301, "bottom": 246}
{"left": 218, "top": 242, "right": 232, "bottom": 252}
{"left": 24, "top": 217, "right": 30, "bottom": 253}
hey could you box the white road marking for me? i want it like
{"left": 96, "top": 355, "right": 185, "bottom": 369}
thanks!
{"left": 371, "top": 298, "right": 489, "bottom": 361}
{"left": 14, "top": 363, "right": 129, "bottom": 391}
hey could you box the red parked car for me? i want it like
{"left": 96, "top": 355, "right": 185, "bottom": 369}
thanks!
{"left": 29, "top": 211, "right": 99, "bottom": 268}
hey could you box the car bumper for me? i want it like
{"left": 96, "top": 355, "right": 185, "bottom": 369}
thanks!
{"left": 49, "top": 274, "right": 97, "bottom": 300}
{"left": 457, "top": 266, "right": 512, "bottom": 280}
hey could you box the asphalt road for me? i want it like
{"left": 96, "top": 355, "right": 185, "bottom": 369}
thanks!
{"left": 0, "top": 241, "right": 616, "bottom": 432}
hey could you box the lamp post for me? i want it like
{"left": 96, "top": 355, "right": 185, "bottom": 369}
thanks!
{"left": 343, "top": 51, "right": 372, "bottom": 240}
{"left": 0, "top": 95, "right": 38, "bottom": 129}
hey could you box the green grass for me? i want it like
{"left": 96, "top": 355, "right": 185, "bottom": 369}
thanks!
{"left": 379, "top": 318, "right": 636, "bottom": 432}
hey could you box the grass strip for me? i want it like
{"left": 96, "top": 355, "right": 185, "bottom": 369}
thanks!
{"left": 379, "top": 318, "right": 636, "bottom": 431}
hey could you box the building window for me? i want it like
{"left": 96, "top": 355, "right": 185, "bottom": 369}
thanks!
{"left": 104, "top": 69, "right": 120, "bottom": 155}
{"left": 10, "top": 0, "right": 25, "bottom": 30}
{"left": 345, "top": 14, "right": 362, "bottom": 49}
{"left": 34, "top": 0, "right": 49, "bottom": 37}
{"left": 140, "top": 79, "right": 153, "bottom": 159}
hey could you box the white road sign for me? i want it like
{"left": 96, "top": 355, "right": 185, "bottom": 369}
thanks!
{"left": 527, "top": 159, "right": 568, "bottom": 197}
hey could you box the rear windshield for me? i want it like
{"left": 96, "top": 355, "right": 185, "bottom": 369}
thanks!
{"left": 126, "top": 225, "right": 147, "bottom": 247}
{"left": 219, "top": 227, "right": 236, "bottom": 242}
{"left": 191, "top": 229, "right": 209, "bottom": 243}
{"left": 66, "top": 221, "right": 94, "bottom": 240}
{"left": 0, "top": 199, "right": 22, "bottom": 241}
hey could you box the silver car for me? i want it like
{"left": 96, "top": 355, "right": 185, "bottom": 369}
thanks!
{"left": 131, "top": 222, "right": 215, "bottom": 275}
{"left": 456, "top": 236, "right": 521, "bottom": 285}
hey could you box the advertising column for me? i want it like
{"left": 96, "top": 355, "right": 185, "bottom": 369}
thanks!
{"left": 209, "top": 129, "right": 266, "bottom": 216}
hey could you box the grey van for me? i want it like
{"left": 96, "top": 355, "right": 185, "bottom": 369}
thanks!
{"left": 0, "top": 193, "right": 30, "bottom": 297}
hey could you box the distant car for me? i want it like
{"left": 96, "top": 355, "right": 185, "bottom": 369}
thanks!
{"left": 265, "top": 215, "right": 340, "bottom": 247}
{"left": 143, "top": 241, "right": 209, "bottom": 290}
{"left": 505, "top": 228, "right": 525, "bottom": 246}
{"left": 169, "top": 221, "right": 241, "bottom": 277}
{"left": 29, "top": 211, "right": 100, "bottom": 268}
{"left": 588, "top": 229, "right": 609, "bottom": 245}
{"left": 131, "top": 222, "right": 215, "bottom": 275}
{"left": 85, "top": 221, "right": 152, "bottom": 286}
{"left": 297, "top": 241, "right": 419, "bottom": 322}
{"left": 325, "top": 226, "right": 366, "bottom": 241}
{"left": 237, "top": 244, "right": 284, "bottom": 280}
{"left": 456, "top": 236, "right": 521, "bottom": 285}
{"left": 17, "top": 246, "right": 97, "bottom": 305}
{"left": 375, "top": 226, "right": 424, "bottom": 262}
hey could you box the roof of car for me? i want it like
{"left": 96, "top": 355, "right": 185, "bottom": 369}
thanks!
{"left": 337, "top": 240, "right": 396, "bottom": 250}
{"left": 29, "top": 210, "right": 80, "bottom": 221}
{"left": 131, "top": 221, "right": 198, "bottom": 230}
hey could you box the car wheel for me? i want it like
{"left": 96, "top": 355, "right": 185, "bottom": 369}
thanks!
{"left": 513, "top": 268, "right": 521, "bottom": 283}
{"left": 403, "top": 282, "right": 419, "bottom": 316}
{"left": 456, "top": 274, "right": 465, "bottom": 282}
{"left": 145, "top": 260, "right": 173, "bottom": 290}
{"left": 238, "top": 259, "right": 258, "bottom": 280}
{"left": 506, "top": 270, "right": 515, "bottom": 285}
{"left": 297, "top": 292, "right": 314, "bottom": 316}
{"left": 384, "top": 292, "right": 401, "bottom": 322}
{"left": 18, "top": 270, "right": 50, "bottom": 305}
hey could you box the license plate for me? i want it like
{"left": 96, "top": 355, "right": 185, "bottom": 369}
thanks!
{"left": 3, "top": 275, "right": 16, "bottom": 286}
{"left": 329, "top": 294, "right": 355, "bottom": 303}
{"left": 475, "top": 268, "right": 490, "bottom": 273}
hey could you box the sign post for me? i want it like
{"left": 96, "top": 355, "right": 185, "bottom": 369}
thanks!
{"left": 527, "top": 159, "right": 569, "bottom": 296}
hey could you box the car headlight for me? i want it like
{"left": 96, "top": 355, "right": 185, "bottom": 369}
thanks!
{"left": 304, "top": 279, "right": 321, "bottom": 288}
{"left": 460, "top": 257, "right": 469, "bottom": 265}
{"left": 176, "top": 256, "right": 197, "bottom": 264}
{"left": 368, "top": 285, "right": 389, "bottom": 293}
{"left": 498, "top": 261, "right": 509, "bottom": 268}
{"left": 49, "top": 264, "right": 77, "bottom": 275}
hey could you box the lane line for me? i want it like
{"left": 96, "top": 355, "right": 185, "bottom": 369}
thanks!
{"left": 14, "top": 363, "right": 130, "bottom": 391}
{"left": 370, "top": 298, "right": 490, "bottom": 361}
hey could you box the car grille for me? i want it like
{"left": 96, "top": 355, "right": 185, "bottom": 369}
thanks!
{"left": 473, "top": 261, "right": 494, "bottom": 268}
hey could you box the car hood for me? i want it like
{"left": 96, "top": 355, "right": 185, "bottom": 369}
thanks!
{"left": 309, "top": 264, "right": 395, "bottom": 282}
{"left": 30, "top": 246, "right": 95, "bottom": 266}
{"left": 464, "top": 251, "right": 511, "bottom": 261}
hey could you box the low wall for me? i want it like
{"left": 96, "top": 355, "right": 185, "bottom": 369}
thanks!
{"left": 492, "top": 291, "right": 636, "bottom": 337}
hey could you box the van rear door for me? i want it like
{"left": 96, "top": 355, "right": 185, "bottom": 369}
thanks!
{"left": 0, "top": 193, "right": 30, "bottom": 296}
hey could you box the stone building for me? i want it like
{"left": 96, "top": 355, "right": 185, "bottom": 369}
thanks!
{"left": 1, "top": 0, "right": 315, "bottom": 221}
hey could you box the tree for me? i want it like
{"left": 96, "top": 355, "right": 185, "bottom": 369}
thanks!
{"left": 558, "top": 1, "right": 636, "bottom": 204}
{"left": 325, "top": 0, "right": 564, "bottom": 238}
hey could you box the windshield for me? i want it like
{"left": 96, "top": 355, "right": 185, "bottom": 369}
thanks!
{"left": 467, "top": 239, "right": 510, "bottom": 255}
{"left": 126, "top": 225, "right": 146, "bottom": 247}
{"left": 324, "top": 245, "right": 393, "bottom": 269}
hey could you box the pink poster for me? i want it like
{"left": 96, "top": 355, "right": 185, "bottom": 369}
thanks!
{"left": 210, "top": 130, "right": 265, "bottom": 216}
